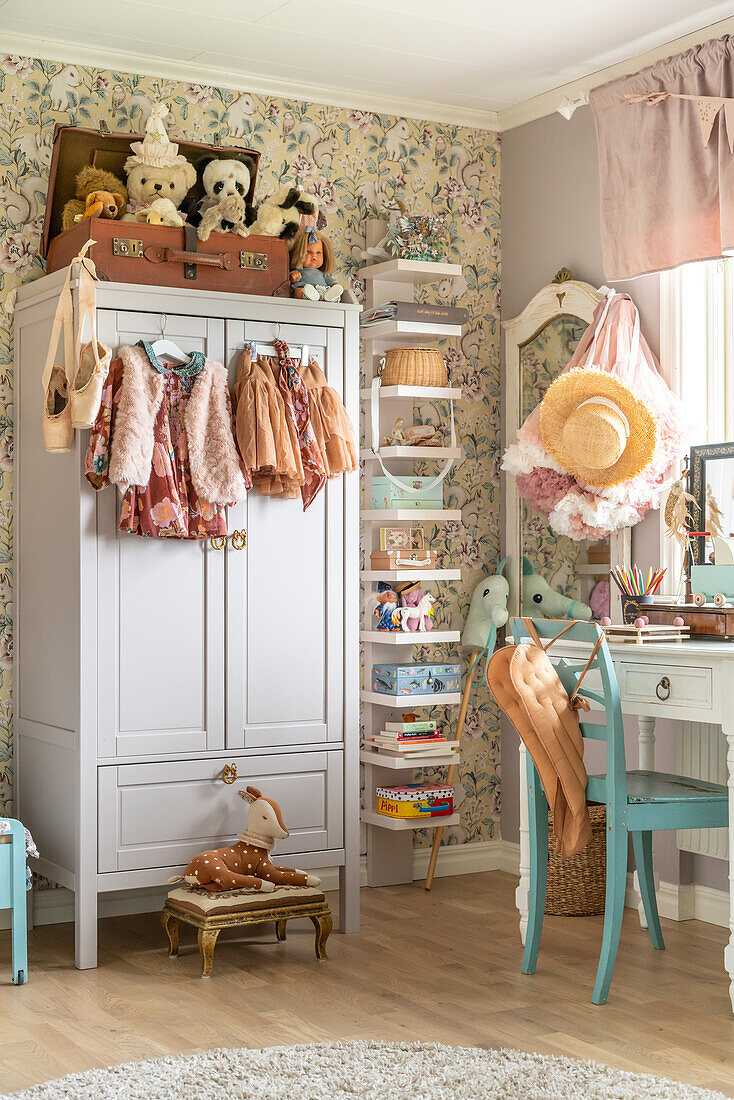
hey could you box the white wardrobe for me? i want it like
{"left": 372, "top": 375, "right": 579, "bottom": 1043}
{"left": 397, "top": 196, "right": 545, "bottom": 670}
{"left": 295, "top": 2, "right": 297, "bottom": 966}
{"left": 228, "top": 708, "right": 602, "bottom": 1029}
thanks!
{"left": 13, "top": 270, "right": 360, "bottom": 968}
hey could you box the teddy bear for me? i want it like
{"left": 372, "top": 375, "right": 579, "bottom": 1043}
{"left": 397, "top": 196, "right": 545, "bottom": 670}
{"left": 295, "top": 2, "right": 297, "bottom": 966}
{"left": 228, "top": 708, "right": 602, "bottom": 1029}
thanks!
{"left": 247, "top": 183, "right": 318, "bottom": 243}
{"left": 197, "top": 195, "right": 249, "bottom": 241}
{"left": 121, "top": 161, "right": 196, "bottom": 221}
{"left": 120, "top": 101, "right": 196, "bottom": 222}
{"left": 81, "top": 189, "right": 125, "bottom": 222}
{"left": 135, "top": 197, "right": 184, "bottom": 227}
{"left": 62, "top": 165, "right": 128, "bottom": 230}
{"left": 184, "top": 154, "right": 257, "bottom": 228}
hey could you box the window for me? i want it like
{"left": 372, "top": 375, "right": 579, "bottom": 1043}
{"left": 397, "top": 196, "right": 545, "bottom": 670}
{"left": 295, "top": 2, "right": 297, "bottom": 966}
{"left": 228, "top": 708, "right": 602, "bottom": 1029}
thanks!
{"left": 660, "top": 259, "right": 734, "bottom": 590}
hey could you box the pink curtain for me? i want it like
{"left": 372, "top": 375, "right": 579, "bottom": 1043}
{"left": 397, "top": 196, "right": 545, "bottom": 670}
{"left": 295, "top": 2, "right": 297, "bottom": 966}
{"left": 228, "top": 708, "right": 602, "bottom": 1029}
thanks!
{"left": 590, "top": 34, "right": 734, "bottom": 280}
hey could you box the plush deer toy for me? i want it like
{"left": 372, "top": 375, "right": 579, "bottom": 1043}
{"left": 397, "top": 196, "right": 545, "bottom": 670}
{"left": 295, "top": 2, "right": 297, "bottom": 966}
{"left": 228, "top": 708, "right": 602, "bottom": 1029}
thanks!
{"left": 174, "top": 786, "right": 321, "bottom": 894}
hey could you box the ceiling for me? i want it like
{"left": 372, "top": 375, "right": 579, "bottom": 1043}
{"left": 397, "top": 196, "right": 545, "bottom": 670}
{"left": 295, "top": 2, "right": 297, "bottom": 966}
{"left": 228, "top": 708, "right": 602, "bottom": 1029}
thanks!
{"left": 2, "top": 0, "right": 734, "bottom": 127}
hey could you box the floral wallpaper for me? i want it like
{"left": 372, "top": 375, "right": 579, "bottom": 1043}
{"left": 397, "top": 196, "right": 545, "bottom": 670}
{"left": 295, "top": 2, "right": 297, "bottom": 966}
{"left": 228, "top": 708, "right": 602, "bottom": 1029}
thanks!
{"left": 0, "top": 57, "right": 501, "bottom": 851}
{"left": 520, "top": 315, "right": 587, "bottom": 602}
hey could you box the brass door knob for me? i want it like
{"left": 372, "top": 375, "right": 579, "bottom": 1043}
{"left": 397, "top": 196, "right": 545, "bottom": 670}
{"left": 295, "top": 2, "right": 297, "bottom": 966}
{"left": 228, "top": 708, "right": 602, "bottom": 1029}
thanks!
{"left": 231, "top": 529, "right": 247, "bottom": 550}
{"left": 221, "top": 763, "right": 238, "bottom": 784}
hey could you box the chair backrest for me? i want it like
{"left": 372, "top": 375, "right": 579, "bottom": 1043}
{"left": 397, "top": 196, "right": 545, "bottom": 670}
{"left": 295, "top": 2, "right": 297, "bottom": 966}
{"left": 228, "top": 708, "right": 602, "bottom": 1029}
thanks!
{"left": 508, "top": 617, "right": 628, "bottom": 805}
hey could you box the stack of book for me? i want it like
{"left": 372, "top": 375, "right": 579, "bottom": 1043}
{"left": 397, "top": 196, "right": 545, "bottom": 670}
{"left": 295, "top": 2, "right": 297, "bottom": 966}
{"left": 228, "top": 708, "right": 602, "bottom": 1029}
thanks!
{"left": 364, "top": 718, "right": 459, "bottom": 758}
{"left": 360, "top": 301, "right": 468, "bottom": 328}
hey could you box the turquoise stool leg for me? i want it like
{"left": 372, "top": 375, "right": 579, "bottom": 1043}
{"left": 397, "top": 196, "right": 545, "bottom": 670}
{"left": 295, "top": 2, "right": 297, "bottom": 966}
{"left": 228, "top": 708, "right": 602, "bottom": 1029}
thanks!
{"left": 9, "top": 820, "right": 28, "bottom": 985}
{"left": 592, "top": 813, "right": 627, "bottom": 1005}
{"left": 631, "top": 830, "right": 664, "bottom": 951}
{"left": 522, "top": 761, "right": 548, "bottom": 975}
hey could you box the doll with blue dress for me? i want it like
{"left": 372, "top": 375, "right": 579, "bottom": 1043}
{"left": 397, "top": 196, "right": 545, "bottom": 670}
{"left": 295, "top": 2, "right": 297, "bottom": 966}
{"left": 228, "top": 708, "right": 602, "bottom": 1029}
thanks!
{"left": 289, "top": 227, "right": 344, "bottom": 302}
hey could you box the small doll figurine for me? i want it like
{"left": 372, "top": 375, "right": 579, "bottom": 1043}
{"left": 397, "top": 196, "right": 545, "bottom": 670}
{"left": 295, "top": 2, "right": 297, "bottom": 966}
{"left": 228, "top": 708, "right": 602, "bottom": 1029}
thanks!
{"left": 383, "top": 417, "right": 406, "bottom": 447}
{"left": 290, "top": 226, "right": 344, "bottom": 302}
{"left": 374, "top": 582, "right": 400, "bottom": 631}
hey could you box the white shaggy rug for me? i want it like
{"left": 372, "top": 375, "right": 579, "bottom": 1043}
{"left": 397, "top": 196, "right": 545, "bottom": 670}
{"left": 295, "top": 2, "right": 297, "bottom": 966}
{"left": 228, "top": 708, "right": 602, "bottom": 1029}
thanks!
{"left": 1, "top": 1040, "right": 730, "bottom": 1099}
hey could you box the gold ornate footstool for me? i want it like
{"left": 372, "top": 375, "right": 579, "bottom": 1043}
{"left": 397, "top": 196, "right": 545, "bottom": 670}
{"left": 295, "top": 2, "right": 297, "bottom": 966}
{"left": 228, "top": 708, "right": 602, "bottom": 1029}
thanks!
{"left": 161, "top": 884, "right": 332, "bottom": 977}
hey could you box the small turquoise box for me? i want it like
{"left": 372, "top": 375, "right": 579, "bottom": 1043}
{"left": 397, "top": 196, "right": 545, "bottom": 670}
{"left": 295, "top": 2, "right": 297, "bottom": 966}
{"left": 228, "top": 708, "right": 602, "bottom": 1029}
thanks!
{"left": 371, "top": 477, "right": 444, "bottom": 510}
{"left": 372, "top": 664, "right": 462, "bottom": 696}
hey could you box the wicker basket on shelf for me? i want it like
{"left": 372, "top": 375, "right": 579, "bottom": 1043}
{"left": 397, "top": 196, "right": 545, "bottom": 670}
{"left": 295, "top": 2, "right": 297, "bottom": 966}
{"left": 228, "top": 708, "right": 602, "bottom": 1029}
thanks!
{"left": 379, "top": 347, "right": 448, "bottom": 387}
{"left": 545, "top": 804, "right": 606, "bottom": 916}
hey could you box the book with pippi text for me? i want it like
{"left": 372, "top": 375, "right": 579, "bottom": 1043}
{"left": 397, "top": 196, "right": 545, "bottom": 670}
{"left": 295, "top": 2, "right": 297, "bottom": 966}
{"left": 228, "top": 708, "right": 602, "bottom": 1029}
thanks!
{"left": 376, "top": 783, "right": 454, "bottom": 818}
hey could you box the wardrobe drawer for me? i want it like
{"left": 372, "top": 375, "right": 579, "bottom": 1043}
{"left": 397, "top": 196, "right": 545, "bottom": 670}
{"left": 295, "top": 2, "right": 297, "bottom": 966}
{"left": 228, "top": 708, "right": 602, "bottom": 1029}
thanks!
{"left": 617, "top": 661, "right": 713, "bottom": 711}
{"left": 97, "top": 751, "right": 343, "bottom": 873}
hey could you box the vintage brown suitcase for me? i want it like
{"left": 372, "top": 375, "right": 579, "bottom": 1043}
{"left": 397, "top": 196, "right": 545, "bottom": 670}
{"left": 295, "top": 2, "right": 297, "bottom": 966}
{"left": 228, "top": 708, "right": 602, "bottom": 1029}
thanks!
{"left": 44, "top": 124, "right": 290, "bottom": 296}
{"left": 47, "top": 220, "right": 290, "bottom": 295}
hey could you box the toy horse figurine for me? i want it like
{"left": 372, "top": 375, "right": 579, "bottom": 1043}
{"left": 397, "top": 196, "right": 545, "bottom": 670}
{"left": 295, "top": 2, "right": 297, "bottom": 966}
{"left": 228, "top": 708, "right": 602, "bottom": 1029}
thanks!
{"left": 171, "top": 786, "right": 321, "bottom": 894}
{"left": 521, "top": 557, "right": 592, "bottom": 620}
{"left": 393, "top": 592, "right": 435, "bottom": 632}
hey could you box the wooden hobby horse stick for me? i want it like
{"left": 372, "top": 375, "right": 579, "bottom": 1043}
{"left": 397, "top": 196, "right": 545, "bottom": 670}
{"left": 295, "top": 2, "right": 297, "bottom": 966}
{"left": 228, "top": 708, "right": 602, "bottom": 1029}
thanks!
{"left": 424, "top": 648, "right": 480, "bottom": 890}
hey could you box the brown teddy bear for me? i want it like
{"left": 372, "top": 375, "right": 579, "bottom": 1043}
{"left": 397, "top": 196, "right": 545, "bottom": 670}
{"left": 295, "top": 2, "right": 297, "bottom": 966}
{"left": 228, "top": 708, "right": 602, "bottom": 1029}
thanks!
{"left": 62, "top": 166, "right": 128, "bottom": 230}
{"left": 81, "top": 189, "right": 125, "bottom": 222}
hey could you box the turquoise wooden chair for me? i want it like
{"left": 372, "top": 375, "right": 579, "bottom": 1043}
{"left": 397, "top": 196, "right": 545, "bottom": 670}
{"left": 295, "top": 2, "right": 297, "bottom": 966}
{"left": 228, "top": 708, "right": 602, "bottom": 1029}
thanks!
{"left": 0, "top": 818, "right": 28, "bottom": 984}
{"left": 511, "top": 617, "right": 728, "bottom": 1005}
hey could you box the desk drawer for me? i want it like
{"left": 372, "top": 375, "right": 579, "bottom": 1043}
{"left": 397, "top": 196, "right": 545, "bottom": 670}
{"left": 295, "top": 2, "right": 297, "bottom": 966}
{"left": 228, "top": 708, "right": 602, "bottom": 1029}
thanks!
{"left": 618, "top": 662, "right": 712, "bottom": 711}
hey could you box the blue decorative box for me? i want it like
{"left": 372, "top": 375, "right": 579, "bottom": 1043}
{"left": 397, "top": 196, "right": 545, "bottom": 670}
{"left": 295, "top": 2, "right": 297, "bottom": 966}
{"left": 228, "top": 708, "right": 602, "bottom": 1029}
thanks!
{"left": 371, "top": 664, "right": 462, "bottom": 696}
{"left": 371, "top": 477, "right": 444, "bottom": 510}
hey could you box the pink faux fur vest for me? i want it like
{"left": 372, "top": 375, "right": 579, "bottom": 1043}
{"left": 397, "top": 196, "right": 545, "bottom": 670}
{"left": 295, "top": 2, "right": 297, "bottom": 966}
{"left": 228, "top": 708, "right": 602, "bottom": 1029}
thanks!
{"left": 109, "top": 345, "right": 248, "bottom": 504}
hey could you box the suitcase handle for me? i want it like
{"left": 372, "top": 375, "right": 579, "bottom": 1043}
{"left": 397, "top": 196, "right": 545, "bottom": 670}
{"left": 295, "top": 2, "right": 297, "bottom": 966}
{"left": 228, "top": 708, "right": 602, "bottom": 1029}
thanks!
{"left": 143, "top": 246, "right": 232, "bottom": 270}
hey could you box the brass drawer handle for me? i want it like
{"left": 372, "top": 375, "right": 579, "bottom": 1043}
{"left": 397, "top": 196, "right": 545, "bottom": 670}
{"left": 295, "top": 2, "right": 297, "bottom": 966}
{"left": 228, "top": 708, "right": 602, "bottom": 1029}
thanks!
{"left": 655, "top": 675, "right": 671, "bottom": 701}
{"left": 231, "top": 529, "right": 247, "bottom": 550}
{"left": 221, "top": 763, "right": 238, "bottom": 784}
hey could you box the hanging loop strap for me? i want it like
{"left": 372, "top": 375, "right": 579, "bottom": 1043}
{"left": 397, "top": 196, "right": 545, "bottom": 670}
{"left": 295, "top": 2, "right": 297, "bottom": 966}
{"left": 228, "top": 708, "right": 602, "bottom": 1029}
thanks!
{"left": 41, "top": 240, "right": 99, "bottom": 394}
{"left": 370, "top": 374, "right": 456, "bottom": 494}
{"left": 521, "top": 617, "right": 605, "bottom": 710}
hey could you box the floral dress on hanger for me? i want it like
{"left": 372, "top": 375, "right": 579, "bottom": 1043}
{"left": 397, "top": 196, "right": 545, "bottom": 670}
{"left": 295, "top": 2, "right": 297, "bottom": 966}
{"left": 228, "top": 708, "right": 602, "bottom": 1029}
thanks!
{"left": 85, "top": 342, "right": 250, "bottom": 539}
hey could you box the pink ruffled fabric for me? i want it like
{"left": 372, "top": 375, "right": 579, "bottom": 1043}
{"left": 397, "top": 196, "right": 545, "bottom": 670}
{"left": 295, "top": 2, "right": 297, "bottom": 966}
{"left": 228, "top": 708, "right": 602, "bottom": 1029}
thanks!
{"left": 502, "top": 293, "right": 695, "bottom": 540}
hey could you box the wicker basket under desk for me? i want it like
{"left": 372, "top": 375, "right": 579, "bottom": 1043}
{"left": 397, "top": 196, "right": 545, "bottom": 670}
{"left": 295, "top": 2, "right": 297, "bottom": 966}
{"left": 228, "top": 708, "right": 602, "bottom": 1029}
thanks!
{"left": 546, "top": 804, "right": 606, "bottom": 916}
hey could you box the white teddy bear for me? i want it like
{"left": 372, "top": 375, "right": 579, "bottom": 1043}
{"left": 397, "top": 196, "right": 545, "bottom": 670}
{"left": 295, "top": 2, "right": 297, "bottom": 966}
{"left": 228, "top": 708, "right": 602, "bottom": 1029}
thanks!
{"left": 120, "top": 102, "right": 196, "bottom": 222}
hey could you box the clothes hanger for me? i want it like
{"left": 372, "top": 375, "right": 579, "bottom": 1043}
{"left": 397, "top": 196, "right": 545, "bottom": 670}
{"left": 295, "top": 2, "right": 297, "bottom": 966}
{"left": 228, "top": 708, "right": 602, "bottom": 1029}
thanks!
{"left": 249, "top": 321, "right": 309, "bottom": 363}
{"left": 149, "top": 315, "right": 188, "bottom": 362}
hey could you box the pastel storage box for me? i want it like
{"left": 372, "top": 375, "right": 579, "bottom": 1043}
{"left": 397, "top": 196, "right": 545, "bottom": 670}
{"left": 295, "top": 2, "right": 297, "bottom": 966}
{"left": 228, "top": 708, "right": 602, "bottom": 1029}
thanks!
{"left": 369, "top": 549, "right": 439, "bottom": 570}
{"left": 376, "top": 784, "right": 454, "bottom": 819}
{"left": 371, "top": 477, "right": 444, "bottom": 510}
{"left": 371, "top": 664, "right": 461, "bottom": 696}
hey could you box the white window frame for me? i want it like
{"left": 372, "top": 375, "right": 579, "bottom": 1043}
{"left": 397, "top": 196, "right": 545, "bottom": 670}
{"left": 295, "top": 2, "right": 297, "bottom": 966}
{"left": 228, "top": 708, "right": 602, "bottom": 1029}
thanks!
{"left": 660, "top": 258, "right": 734, "bottom": 594}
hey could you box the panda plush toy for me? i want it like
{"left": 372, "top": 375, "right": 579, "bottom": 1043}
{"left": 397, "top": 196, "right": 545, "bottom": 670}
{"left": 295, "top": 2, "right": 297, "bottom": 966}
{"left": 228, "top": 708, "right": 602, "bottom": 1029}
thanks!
{"left": 185, "top": 154, "right": 257, "bottom": 228}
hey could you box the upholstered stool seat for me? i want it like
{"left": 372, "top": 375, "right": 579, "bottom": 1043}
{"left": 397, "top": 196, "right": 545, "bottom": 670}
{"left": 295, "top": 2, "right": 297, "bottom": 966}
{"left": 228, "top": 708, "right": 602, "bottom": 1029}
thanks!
{"left": 161, "top": 884, "right": 332, "bottom": 977}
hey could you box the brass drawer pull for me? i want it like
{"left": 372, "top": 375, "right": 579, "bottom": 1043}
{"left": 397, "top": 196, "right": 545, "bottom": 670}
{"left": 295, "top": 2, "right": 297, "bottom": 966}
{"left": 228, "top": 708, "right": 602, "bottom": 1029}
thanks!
{"left": 210, "top": 535, "right": 227, "bottom": 550}
{"left": 221, "top": 763, "right": 238, "bottom": 784}
{"left": 655, "top": 675, "right": 671, "bottom": 701}
{"left": 231, "top": 529, "right": 247, "bottom": 550}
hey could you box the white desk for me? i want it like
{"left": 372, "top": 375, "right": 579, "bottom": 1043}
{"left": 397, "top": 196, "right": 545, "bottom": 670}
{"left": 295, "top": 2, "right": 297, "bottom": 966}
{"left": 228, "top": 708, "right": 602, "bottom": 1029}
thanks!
{"left": 514, "top": 637, "right": 734, "bottom": 1011}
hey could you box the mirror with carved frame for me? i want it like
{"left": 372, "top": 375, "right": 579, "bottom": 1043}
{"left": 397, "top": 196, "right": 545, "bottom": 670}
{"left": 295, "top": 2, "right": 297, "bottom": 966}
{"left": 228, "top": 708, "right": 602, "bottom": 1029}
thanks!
{"left": 501, "top": 269, "right": 630, "bottom": 623}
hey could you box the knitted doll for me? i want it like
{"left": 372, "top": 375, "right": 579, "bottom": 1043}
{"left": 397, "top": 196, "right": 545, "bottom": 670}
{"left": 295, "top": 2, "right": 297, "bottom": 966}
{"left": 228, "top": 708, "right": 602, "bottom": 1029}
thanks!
{"left": 289, "top": 226, "right": 344, "bottom": 302}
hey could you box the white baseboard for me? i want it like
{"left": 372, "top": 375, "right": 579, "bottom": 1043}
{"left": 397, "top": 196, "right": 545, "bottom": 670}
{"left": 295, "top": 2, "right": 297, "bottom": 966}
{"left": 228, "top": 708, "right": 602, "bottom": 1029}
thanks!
{"left": 496, "top": 839, "right": 730, "bottom": 929}
{"left": 10, "top": 839, "right": 724, "bottom": 932}
{"left": 0, "top": 839, "right": 508, "bottom": 931}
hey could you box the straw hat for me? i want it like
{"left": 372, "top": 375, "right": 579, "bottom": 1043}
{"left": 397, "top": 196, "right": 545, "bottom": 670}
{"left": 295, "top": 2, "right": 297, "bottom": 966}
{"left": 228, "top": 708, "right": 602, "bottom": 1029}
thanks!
{"left": 539, "top": 367, "right": 656, "bottom": 488}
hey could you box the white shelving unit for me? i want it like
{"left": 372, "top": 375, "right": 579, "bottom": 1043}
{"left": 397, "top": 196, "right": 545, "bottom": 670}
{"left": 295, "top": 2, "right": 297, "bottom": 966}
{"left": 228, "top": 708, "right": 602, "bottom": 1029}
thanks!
{"left": 360, "top": 629, "right": 461, "bottom": 645}
{"left": 359, "top": 248, "right": 466, "bottom": 888}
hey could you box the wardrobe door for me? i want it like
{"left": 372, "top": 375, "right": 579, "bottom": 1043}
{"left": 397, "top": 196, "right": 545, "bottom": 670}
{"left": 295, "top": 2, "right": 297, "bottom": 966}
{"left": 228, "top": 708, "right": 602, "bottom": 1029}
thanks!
{"left": 225, "top": 321, "right": 345, "bottom": 752}
{"left": 96, "top": 311, "right": 226, "bottom": 760}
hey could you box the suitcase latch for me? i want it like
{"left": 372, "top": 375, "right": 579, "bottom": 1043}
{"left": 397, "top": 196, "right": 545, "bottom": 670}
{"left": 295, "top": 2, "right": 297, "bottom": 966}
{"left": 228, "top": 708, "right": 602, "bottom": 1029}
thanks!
{"left": 240, "top": 250, "right": 268, "bottom": 271}
{"left": 112, "top": 237, "right": 144, "bottom": 258}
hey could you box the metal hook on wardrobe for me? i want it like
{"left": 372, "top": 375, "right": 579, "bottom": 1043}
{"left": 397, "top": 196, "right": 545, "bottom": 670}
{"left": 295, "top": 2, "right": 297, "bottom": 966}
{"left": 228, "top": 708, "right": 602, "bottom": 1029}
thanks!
{"left": 159, "top": 314, "right": 168, "bottom": 337}
{"left": 274, "top": 322, "right": 281, "bottom": 340}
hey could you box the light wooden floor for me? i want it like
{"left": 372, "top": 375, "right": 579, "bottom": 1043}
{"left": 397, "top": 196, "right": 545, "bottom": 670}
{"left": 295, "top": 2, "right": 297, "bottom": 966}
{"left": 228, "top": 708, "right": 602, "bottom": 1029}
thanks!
{"left": 1, "top": 871, "right": 734, "bottom": 1095}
